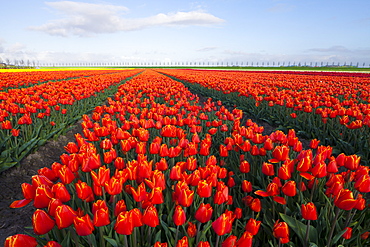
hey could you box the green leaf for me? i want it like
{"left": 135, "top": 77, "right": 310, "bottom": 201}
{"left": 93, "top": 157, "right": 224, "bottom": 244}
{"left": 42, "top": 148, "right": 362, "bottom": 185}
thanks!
{"left": 103, "top": 236, "right": 119, "bottom": 247}
{"left": 280, "top": 213, "right": 318, "bottom": 245}
{"left": 331, "top": 228, "right": 348, "bottom": 246}
{"left": 153, "top": 230, "right": 162, "bottom": 244}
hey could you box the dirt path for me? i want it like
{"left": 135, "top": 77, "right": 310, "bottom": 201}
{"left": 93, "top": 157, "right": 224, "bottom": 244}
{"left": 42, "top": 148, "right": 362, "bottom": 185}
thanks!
{"left": 0, "top": 122, "right": 82, "bottom": 243}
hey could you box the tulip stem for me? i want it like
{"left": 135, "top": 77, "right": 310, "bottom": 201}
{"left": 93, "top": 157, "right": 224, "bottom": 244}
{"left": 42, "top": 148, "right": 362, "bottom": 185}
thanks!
{"left": 327, "top": 207, "right": 340, "bottom": 247}
{"left": 196, "top": 222, "right": 202, "bottom": 245}
{"left": 310, "top": 178, "right": 317, "bottom": 202}
{"left": 175, "top": 225, "right": 180, "bottom": 245}
{"left": 99, "top": 227, "right": 106, "bottom": 247}
{"left": 304, "top": 220, "right": 311, "bottom": 247}
{"left": 124, "top": 235, "right": 129, "bottom": 247}
{"left": 215, "top": 235, "right": 220, "bottom": 247}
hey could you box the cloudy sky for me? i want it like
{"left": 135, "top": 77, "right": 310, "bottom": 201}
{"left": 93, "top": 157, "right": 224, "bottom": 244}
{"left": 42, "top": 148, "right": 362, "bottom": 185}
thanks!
{"left": 1, "top": 0, "right": 370, "bottom": 66}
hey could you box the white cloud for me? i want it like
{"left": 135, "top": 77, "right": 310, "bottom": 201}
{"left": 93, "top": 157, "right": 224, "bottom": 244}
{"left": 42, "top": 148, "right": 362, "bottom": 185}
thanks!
{"left": 307, "top": 46, "right": 351, "bottom": 53}
{"left": 197, "top": 46, "right": 219, "bottom": 52}
{"left": 28, "top": 1, "right": 225, "bottom": 37}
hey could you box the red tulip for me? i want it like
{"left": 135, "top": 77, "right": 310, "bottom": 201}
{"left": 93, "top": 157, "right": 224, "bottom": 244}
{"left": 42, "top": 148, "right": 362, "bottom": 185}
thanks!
{"left": 32, "top": 209, "right": 55, "bottom": 235}
{"left": 104, "top": 176, "right": 123, "bottom": 195}
{"left": 271, "top": 145, "right": 290, "bottom": 162}
{"left": 44, "top": 241, "right": 62, "bottom": 247}
{"left": 212, "top": 213, "right": 233, "bottom": 236}
{"left": 301, "top": 202, "right": 318, "bottom": 220}
{"left": 174, "top": 205, "right": 186, "bottom": 226}
{"left": 195, "top": 203, "right": 213, "bottom": 223}
{"left": 175, "top": 236, "right": 188, "bottom": 247}
{"left": 219, "top": 144, "right": 228, "bottom": 157}
{"left": 240, "top": 160, "right": 250, "bottom": 173}
{"left": 344, "top": 154, "right": 360, "bottom": 171}
{"left": 52, "top": 183, "right": 71, "bottom": 203}
{"left": 187, "top": 222, "right": 197, "bottom": 238}
{"left": 129, "top": 208, "right": 143, "bottom": 227}
{"left": 142, "top": 205, "right": 159, "bottom": 227}
{"left": 262, "top": 162, "right": 275, "bottom": 176}
{"left": 354, "top": 174, "right": 370, "bottom": 193}
{"left": 5, "top": 234, "right": 38, "bottom": 247}
{"left": 177, "top": 188, "right": 194, "bottom": 207}
{"left": 342, "top": 227, "right": 352, "bottom": 240}
{"left": 236, "top": 231, "right": 253, "bottom": 247}
{"left": 197, "top": 180, "right": 212, "bottom": 198}
{"left": 281, "top": 180, "right": 297, "bottom": 197}
{"left": 154, "top": 242, "right": 168, "bottom": 247}
{"left": 74, "top": 214, "right": 94, "bottom": 236}
{"left": 334, "top": 189, "right": 357, "bottom": 210}
{"left": 273, "top": 220, "right": 290, "bottom": 244}
{"left": 33, "top": 185, "right": 54, "bottom": 209}
{"left": 114, "top": 211, "right": 134, "bottom": 235}
{"left": 242, "top": 180, "right": 253, "bottom": 193}
{"left": 75, "top": 180, "right": 94, "bottom": 202}
{"left": 131, "top": 182, "right": 148, "bottom": 202}
{"left": 245, "top": 218, "right": 261, "bottom": 235}
{"left": 197, "top": 241, "right": 211, "bottom": 247}
{"left": 55, "top": 205, "right": 76, "bottom": 229}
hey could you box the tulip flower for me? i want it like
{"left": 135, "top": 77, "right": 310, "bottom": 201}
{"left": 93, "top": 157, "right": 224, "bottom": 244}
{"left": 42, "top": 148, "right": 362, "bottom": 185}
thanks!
{"left": 236, "top": 231, "right": 253, "bottom": 247}
{"left": 240, "top": 160, "right": 250, "bottom": 173}
{"left": 44, "top": 241, "right": 62, "bottom": 247}
{"left": 177, "top": 188, "right": 194, "bottom": 207}
{"left": 197, "top": 180, "right": 212, "bottom": 198}
{"left": 52, "top": 183, "right": 71, "bottom": 203}
{"left": 32, "top": 209, "right": 55, "bottom": 235}
{"left": 75, "top": 180, "right": 94, "bottom": 202}
{"left": 142, "top": 205, "right": 159, "bottom": 227}
{"left": 173, "top": 205, "right": 186, "bottom": 226}
{"left": 245, "top": 218, "right": 261, "bottom": 236}
{"left": 154, "top": 242, "right": 168, "bottom": 247}
{"left": 271, "top": 145, "right": 290, "bottom": 162}
{"left": 212, "top": 213, "right": 233, "bottom": 236}
{"left": 74, "top": 214, "right": 94, "bottom": 236}
{"left": 33, "top": 185, "right": 54, "bottom": 209}
{"left": 222, "top": 235, "right": 237, "bottom": 246}
{"left": 334, "top": 189, "right": 357, "bottom": 210}
{"left": 104, "top": 176, "right": 123, "bottom": 195}
{"left": 198, "top": 241, "right": 211, "bottom": 247}
{"left": 195, "top": 203, "right": 213, "bottom": 223}
{"left": 273, "top": 220, "right": 290, "bottom": 244}
{"left": 281, "top": 180, "right": 297, "bottom": 197}
{"left": 301, "top": 202, "right": 318, "bottom": 221}
{"left": 242, "top": 180, "right": 253, "bottom": 193}
{"left": 55, "top": 205, "right": 76, "bottom": 229}
{"left": 354, "top": 174, "right": 370, "bottom": 193}
{"left": 262, "top": 162, "right": 275, "bottom": 176}
{"left": 342, "top": 227, "right": 352, "bottom": 240}
{"left": 114, "top": 211, "right": 134, "bottom": 235}
{"left": 187, "top": 221, "right": 197, "bottom": 238}
{"left": 176, "top": 236, "right": 189, "bottom": 247}
{"left": 5, "top": 234, "right": 38, "bottom": 247}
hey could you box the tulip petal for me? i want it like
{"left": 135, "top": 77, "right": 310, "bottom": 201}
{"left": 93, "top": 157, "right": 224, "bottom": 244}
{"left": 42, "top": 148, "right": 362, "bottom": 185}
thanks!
{"left": 10, "top": 199, "right": 32, "bottom": 208}
{"left": 254, "top": 190, "right": 269, "bottom": 197}
{"left": 300, "top": 172, "right": 315, "bottom": 180}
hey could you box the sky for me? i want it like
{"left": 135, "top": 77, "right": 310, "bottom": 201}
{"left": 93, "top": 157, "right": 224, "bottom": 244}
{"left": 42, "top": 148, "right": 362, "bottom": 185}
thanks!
{"left": 1, "top": 0, "right": 370, "bottom": 66}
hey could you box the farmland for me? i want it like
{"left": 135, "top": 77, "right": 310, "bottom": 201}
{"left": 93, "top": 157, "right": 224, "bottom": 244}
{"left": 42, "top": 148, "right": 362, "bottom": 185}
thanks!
{"left": 1, "top": 68, "right": 369, "bottom": 246}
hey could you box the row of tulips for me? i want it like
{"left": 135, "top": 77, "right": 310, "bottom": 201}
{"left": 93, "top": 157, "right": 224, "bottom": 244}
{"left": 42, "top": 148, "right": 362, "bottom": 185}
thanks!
{"left": 155, "top": 69, "right": 370, "bottom": 165}
{"left": 6, "top": 69, "right": 369, "bottom": 246}
{"left": 0, "top": 69, "right": 143, "bottom": 172}
{"left": 0, "top": 69, "right": 129, "bottom": 91}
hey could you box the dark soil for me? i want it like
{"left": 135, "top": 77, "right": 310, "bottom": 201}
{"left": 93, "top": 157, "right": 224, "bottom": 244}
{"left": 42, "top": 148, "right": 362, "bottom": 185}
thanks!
{"left": 0, "top": 122, "right": 82, "bottom": 244}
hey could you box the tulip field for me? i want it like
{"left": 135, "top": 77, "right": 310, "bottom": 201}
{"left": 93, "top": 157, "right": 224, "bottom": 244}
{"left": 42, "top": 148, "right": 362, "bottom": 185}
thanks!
{"left": 1, "top": 68, "right": 369, "bottom": 246}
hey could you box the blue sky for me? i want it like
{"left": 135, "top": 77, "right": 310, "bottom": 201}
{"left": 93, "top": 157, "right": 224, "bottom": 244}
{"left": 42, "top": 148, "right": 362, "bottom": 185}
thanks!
{"left": 1, "top": 0, "right": 369, "bottom": 66}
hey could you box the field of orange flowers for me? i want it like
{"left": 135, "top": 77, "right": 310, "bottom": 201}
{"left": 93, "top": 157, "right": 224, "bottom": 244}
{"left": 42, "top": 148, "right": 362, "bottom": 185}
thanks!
{"left": 2, "top": 69, "right": 369, "bottom": 247}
